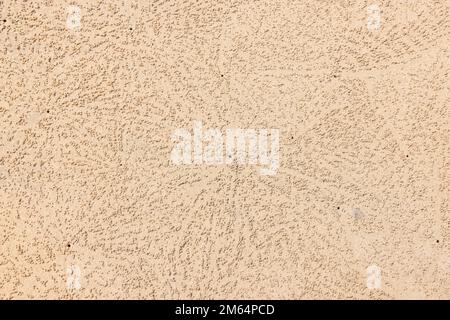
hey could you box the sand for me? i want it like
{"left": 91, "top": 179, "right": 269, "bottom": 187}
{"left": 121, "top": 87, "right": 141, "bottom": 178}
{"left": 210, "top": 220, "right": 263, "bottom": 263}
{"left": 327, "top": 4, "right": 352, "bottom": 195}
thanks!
{"left": 0, "top": 0, "right": 449, "bottom": 299}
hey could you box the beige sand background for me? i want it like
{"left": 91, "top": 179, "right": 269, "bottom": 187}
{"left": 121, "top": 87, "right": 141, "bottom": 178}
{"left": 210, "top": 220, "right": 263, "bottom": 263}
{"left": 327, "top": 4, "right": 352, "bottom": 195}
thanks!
{"left": 0, "top": 0, "right": 449, "bottom": 299}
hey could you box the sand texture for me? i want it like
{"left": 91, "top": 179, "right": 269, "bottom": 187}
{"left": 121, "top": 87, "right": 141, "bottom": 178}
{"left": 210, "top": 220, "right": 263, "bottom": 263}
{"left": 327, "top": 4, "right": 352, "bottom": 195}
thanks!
{"left": 1, "top": 0, "right": 450, "bottom": 299}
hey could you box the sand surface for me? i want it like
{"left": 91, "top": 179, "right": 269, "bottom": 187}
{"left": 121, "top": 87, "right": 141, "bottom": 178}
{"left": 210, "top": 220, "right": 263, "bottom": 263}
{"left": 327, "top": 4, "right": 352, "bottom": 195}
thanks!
{"left": 1, "top": 0, "right": 449, "bottom": 299}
